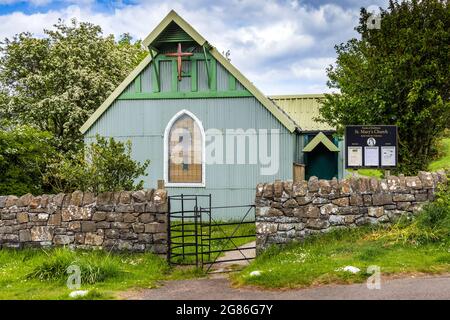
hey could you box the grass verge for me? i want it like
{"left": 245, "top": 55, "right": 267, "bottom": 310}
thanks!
{"left": 0, "top": 248, "right": 200, "bottom": 300}
{"left": 234, "top": 185, "right": 450, "bottom": 289}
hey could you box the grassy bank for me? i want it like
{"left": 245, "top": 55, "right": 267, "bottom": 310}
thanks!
{"left": 234, "top": 186, "right": 450, "bottom": 289}
{"left": 234, "top": 227, "right": 450, "bottom": 289}
{"left": 429, "top": 137, "right": 450, "bottom": 172}
{"left": 0, "top": 221, "right": 254, "bottom": 300}
{"left": 0, "top": 247, "right": 204, "bottom": 300}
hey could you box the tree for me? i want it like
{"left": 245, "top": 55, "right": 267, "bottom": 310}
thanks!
{"left": 0, "top": 122, "right": 55, "bottom": 196}
{"left": 0, "top": 19, "right": 148, "bottom": 153}
{"left": 319, "top": 0, "right": 450, "bottom": 174}
{"left": 0, "top": 88, "right": 8, "bottom": 119}
{"left": 44, "top": 135, "right": 150, "bottom": 194}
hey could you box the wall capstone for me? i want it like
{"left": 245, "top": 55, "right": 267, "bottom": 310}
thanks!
{"left": 0, "top": 189, "right": 168, "bottom": 254}
{"left": 255, "top": 171, "right": 448, "bottom": 252}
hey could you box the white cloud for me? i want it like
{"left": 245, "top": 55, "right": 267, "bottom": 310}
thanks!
{"left": 291, "top": 57, "right": 335, "bottom": 80}
{"left": 0, "top": 0, "right": 389, "bottom": 94}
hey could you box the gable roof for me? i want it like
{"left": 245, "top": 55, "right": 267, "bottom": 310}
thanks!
{"left": 302, "top": 131, "right": 339, "bottom": 152}
{"left": 270, "top": 94, "right": 335, "bottom": 132}
{"left": 80, "top": 10, "right": 297, "bottom": 134}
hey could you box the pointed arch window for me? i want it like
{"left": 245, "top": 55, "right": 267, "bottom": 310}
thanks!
{"left": 164, "top": 110, "right": 205, "bottom": 187}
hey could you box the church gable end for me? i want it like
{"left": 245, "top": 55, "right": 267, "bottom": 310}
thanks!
{"left": 80, "top": 10, "right": 297, "bottom": 134}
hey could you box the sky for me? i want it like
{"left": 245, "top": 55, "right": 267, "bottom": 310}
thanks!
{"left": 0, "top": 0, "right": 389, "bottom": 94}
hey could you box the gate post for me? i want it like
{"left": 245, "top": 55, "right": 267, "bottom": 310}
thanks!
{"left": 194, "top": 199, "right": 199, "bottom": 268}
{"left": 167, "top": 196, "right": 171, "bottom": 264}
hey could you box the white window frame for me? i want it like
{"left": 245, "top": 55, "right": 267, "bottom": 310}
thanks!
{"left": 163, "top": 109, "right": 206, "bottom": 188}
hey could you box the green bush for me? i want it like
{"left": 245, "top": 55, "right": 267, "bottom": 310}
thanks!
{"left": 44, "top": 135, "right": 150, "bottom": 193}
{"left": 0, "top": 122, "right": 55, "bottom": 195}
{"left": 416, "top": 183, "right": 450, "bottom": 231}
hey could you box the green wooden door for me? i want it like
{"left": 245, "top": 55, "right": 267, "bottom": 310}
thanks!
{"left": 305, "top": 143, "right": 338, "bottom": 180}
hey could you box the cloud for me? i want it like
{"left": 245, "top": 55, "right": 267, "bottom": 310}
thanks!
{"left": 0, "top": 0, "right": 390, "bottom": 94}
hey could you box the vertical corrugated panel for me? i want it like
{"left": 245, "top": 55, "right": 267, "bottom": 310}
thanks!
{"left": 159, "top": 61, "right": 172, "bottom": 92}
{"left": 295, "top": 134, "right": 304, "bottom": 164}
{"left": 141, "top": 63, "right": 152, "bottom": 93}
{"left": 85, "top": 97, "right": 295, "bottom": 219}
{"left": 236, "top": 80, "right": 245, "bottom": 91}
{"left": 216, "top": 63, "right": 228, "bottom": 91}
{"left": 197, "top": 60, "right": 209, "bottom": 91}
{"left": 178, "top": 61, "right": 191, "bottom": 92}
{"left": 124, "top": 81, "right": 136, "bottom": 94}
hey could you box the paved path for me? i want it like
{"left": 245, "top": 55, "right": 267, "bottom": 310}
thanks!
{"left": 208, "top": 241, "right": 256, "bottom": 273}
{"left": 122, "top": 274, "right": 450, "bottom": 300}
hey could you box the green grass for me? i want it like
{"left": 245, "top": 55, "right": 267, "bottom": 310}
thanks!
{"left": 429, "top": 137, "right": 450, "bottom": 171}
{"left": 234, "top": 191, "right": 450, "bottom": 289}
{"left": 233, "top": 227, "right": 450, "bottom": 289}
{"left": 0, "top": 247, "right": 195, "bottom": 300}
{"left": 0, "top": 219, "right": 255, "bottom": 300}
{"left": 170, "top": 220, "right": 255, "bottom": 264}
{"left": 347, "top": 169, "right": 384, "bottom": 179}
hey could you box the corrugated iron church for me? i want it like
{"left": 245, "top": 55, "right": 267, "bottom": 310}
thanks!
{"left": 81, "top": 10, "right": 345, "bottom": 210}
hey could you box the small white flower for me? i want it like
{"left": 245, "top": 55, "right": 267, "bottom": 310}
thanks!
{"left": 69, "top": 290, "right": 89, "bottom": 298}
{"left": 249, "top": 270, "right": 262, "bottom": 277}
{"left": 336, "top": 266, "right": 360, "bottom": 274}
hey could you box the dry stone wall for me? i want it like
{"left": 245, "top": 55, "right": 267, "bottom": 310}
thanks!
{"left": 0, "top": 189, "right": 168, "bottom": 253}
{"left": 255, "top": 171, "right": 448, "bottom": 251}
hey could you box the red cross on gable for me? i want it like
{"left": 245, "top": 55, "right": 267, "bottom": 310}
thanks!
{"left": 165, "top": 43, "right": 194, "bottom": 81}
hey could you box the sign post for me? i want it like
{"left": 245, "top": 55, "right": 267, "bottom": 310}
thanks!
{"left": 345, "top": 125, "right": 398, "bottom": 170}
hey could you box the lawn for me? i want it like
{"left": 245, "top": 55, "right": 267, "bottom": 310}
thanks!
{"left": 429, "top": 137, "right": 450, "bottom": 172}
{"left": 347, "top": 168, "right": 384, "bottom": 179}
{"left": 233, "top": 227, "right": 450, "bottom": 289}
{"left": 170, "top": 220, "right": 256, "bottom": 265}
{"left": 0, "top": 247, "right": 200, "bottom": 300}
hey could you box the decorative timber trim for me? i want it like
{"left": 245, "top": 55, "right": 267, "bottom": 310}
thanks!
{"left": 118, "top": 91, "right": 253, "bottom": 100}
{"left": 302, "top": 132, "right": 339, "bottom": 152}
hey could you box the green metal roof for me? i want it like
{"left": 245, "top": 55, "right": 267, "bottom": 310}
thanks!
{"left": 302, "top": 132, "right": 339, "bottom": 152}
{"left": 270, "top": 94, "right": 335, "bottom": 131}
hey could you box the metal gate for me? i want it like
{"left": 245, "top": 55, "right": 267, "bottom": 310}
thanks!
{"left": 167, "top": 194, "right": 255, "bottom": 272}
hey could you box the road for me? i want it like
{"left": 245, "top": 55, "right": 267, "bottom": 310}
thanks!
{"left": 122, "top": 274, "right": 450, "bottom": 300}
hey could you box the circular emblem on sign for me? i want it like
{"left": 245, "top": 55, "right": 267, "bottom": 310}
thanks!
{"left": 367, "top": 137, "right": 376, "bottom": 146}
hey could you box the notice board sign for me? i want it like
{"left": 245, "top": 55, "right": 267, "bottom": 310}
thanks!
{"left": 345, "top": 125, "right": 398, "bottom": 169}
